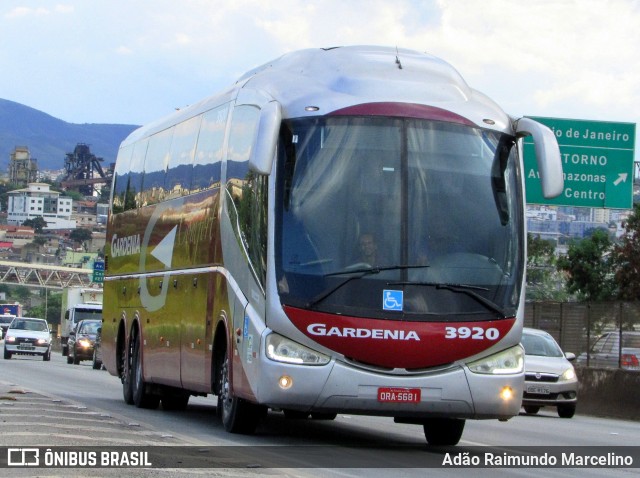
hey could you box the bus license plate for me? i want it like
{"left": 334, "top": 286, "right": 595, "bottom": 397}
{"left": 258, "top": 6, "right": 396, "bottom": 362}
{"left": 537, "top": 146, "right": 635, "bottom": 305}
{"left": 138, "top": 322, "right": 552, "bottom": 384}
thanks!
{"left": 527, "top": 385, "right": 550, "bottom": 395}
{"left": 377, "top": 387, "right": 421, "bottom": 403}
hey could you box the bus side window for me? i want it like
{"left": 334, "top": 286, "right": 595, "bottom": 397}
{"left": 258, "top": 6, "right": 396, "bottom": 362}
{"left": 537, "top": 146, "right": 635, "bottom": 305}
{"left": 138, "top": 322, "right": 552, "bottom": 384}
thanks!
{"left": 226, "top": 105, "right": 267, "bottom": 286}
{"left": 129, "top": 139, "right": 149, "bottom": 210}
{"left": 166, "top": 114, "right": 203, "bottom": 197}
{"left": 192, "top": 105, "right": 227, "bottom": 192}
{"left": 141, "top": 126, "right": 175, "bottom": 207}
{"left": 112, "top": 141, "right": 146, "bottom": 214}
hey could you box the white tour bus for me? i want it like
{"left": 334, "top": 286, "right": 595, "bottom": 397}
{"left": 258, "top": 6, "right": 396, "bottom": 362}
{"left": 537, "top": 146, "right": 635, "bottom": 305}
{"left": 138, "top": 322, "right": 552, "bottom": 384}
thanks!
{"left": 103, "top": 46, "right": 563, "bottom": 445}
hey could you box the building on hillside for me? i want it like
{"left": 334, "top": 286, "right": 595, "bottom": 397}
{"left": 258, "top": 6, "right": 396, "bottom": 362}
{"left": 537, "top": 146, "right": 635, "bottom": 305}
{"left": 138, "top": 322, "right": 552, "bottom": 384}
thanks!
{"left": 61, "top": 251, "right": 100, "bottom": 268}
{"left": 6, "top": 183, "right": 75, "bottom": 229}
{"left": 73, "top": 200, "right": 99, "bottom": 229}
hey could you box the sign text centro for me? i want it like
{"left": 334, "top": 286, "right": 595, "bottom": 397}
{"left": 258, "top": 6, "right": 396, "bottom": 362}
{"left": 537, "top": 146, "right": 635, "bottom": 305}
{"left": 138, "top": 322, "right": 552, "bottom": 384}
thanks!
{"left": 524, "top": 117, "right": 636, "bottom": 209}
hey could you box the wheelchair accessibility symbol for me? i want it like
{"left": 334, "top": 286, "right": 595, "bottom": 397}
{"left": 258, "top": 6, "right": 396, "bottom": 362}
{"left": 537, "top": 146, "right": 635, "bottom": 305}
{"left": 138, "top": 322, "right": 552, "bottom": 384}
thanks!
{"left": 383, "top": 290, "right": 403, "bottom": 311}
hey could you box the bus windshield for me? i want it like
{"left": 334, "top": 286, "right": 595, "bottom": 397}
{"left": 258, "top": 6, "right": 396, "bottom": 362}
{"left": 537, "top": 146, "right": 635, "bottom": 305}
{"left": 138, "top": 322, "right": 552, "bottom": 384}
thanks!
{"left": 276, "top": 116, "right": 523, "bottom": 321}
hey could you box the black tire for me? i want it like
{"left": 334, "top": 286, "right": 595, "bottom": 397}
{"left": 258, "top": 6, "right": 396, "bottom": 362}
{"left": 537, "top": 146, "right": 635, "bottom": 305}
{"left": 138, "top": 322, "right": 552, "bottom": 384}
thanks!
{"left": 311, "top": 412, "right": 337, "bottom": 420}
{"left": 524, "top": 405, "right": 540, "bottom": 415}
{"left": 131, "top": 334, "right": 160, "bottom": 409}
{"left": 92, "top": 348, "right": 101, "bottom": 370}
{"left": 121, "top": 333, "right": 134, "bottom": 405}
{"left": 283, "top": 409, "right": 310, "bottom": 419}
{"left": 557, "top": 404, "right": 576, "bottom": 419}
{"left": 72, "top": 347, "right": 80, "bottom": 365}
{"left": 62, "top": 344, "right": 68, "bottom": 357}
{"left": 66, "top": 352, "right": 73, "bottom": 364}
{"left": 43, "top": 348, "right": 51, "bottom": 361}
{"left": 162, "top": 393, "right": 190, "bottom": 411}
{"left": 217, "top": 353, "right": 265, "bottom": 434}
{"left": 423, "top": 418, "right": 465, "bottom": 446}
{"left": 3, "top": 348, "right": 10, "bottom": 360}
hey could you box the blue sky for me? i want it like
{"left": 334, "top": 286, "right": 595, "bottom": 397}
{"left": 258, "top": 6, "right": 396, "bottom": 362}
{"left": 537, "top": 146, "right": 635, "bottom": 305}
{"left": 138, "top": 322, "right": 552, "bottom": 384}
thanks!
{"left": 1, "top": 0, "right": 638, "bottom": 164}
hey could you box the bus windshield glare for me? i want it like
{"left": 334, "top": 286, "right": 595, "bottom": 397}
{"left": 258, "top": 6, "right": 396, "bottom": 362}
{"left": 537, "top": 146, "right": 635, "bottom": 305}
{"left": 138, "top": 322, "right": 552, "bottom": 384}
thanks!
{"left": 276, "top": 116, "right": 523, "bottom": 321}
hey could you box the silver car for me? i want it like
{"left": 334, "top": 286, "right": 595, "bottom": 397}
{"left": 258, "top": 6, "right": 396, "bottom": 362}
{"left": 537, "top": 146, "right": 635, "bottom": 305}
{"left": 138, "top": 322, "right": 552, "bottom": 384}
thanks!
{"left": 521, "top": 328, "right": 578, "bottom": 418}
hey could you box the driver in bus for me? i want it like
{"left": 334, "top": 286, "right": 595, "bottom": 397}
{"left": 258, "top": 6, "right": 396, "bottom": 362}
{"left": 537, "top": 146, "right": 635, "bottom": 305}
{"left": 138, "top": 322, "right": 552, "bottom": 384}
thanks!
{"left": 358, "top": 233, "right": 378, "bottom": 265}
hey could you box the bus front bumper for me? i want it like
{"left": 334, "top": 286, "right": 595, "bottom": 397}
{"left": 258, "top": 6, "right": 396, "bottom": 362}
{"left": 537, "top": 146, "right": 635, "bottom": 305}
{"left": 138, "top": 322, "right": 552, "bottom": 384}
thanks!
{"left": 254, "top": 358, "right": 523, "bottom": 420}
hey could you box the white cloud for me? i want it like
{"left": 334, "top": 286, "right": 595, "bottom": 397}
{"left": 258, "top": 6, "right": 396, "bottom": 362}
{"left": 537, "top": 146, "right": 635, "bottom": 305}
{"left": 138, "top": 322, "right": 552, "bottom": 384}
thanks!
{"left": 0, "top": 0, "right": 638, "bottom": 136}
{"left": 5, "top": 6, "right": 50, "bottom": 18}
{"left": 413, "top": 0, "right": 640, "bottom": 121}
{"left": 54, "top": 4, "right": 74, "bottom": 14}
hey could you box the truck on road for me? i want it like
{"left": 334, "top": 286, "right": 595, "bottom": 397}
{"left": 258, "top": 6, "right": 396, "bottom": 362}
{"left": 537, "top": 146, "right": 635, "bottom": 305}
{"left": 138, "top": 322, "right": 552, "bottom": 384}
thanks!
{"left": 61, "top": 287, "right": 103, "bottom": 356}
{"left": 0, "top": 303, "right": 23, "bottom": 337}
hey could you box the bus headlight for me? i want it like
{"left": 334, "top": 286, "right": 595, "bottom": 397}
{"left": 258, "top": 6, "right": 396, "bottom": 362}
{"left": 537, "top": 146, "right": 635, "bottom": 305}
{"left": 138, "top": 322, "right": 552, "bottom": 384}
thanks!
{"left": 467, "top": 345, "right": 524, "bottom": 375}
{"left": 266, "top": 333, "right": 330, "bottom": 365}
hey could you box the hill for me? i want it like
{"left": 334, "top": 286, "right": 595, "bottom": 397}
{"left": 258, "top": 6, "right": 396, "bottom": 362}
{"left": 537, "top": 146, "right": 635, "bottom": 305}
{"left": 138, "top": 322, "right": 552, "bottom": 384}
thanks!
{"left": 0, "top": 98, "right": 139, "bottom": 172}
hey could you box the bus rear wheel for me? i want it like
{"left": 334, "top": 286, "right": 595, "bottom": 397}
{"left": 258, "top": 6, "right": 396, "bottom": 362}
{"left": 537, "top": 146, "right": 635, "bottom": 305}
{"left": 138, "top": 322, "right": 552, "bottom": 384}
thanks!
{"left": 217, "top": 353, "right": 265, "bottom": 434}
{"left": 120, "top": 327, "right": 134, "bottom": 405}
{"left": 423, "top": 418, "right": 465, "bottom": 446}
{"left": 131, "top": 333, "right": 160, "bottom": 409}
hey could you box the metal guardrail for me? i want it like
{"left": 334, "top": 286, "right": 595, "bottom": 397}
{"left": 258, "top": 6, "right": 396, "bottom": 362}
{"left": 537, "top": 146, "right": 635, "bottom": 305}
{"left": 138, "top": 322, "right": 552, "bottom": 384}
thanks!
{"left": 525, "top": 301, "right": 640, "bottom": 371}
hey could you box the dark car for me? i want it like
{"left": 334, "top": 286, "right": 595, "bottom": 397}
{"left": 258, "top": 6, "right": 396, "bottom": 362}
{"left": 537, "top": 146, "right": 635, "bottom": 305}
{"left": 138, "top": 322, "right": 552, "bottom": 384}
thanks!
{"left": 0, "top": 314, "right": 16, "bottom": 338}
{"left": 67, "top": 319, "right": 101, "bottom": 365}
{"left": 92, "top": 326, "right": 103, "bottom": 370}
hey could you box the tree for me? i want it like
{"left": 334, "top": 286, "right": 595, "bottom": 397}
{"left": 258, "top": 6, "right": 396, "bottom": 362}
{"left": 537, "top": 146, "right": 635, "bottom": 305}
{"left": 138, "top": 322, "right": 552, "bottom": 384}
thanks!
{"left": 526, "top": 234, "right": 569, "bottom": 301}
{"left": 27, "top": 291, "right": 63, "bottom": 326}
{"left": 0, "top": 284, "right": 31, "bottom": 303}
{"left": 612, "top": 203, "right": 640, "bottom": 300}
{"left": 557, "top": 229, "right": 617, "bottom": 301}
{"left": 22, "top": 216, "right": 48, "bottom": 234}
{"left": 64, "top": 190, "right": 83, "bottom": 201}
{"left": 70, "top": 228, "right": 93, "bottom": 244}
{"left": 33, "top": 236, "right": 48, "bottom": 246}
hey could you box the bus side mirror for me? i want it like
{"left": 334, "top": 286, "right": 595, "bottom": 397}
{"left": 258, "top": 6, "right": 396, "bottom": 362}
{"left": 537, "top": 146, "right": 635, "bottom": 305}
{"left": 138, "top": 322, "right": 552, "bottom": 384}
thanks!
{"left": 249, "top": 101, "right": 282, "bottom": 175}
{"left": 515, "top": 117, "right": 564, "bottom": 198}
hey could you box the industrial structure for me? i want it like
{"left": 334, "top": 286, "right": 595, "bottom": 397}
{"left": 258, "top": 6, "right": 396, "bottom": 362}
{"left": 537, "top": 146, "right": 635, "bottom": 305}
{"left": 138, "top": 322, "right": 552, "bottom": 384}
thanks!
{"left": 61, "top": 143, "right": 112, "bottom": 196}
{"left": 8, "top": 146, "right": 38, "bottom": 186}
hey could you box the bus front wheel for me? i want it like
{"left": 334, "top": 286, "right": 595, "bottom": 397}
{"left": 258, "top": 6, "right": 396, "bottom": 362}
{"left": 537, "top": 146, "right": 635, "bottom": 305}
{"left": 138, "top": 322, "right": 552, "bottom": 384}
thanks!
{"left": 217, "top": 353, "right": 265, "bottom": 434}
{"left": 423, "top": 418, "right": 465, "bottom": 446}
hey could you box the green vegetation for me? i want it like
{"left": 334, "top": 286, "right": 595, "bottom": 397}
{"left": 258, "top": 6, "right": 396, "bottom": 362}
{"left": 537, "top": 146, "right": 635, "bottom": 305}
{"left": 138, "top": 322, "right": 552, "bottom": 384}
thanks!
{"left": 529, "top": 203, "right": 640, "bottom": 302}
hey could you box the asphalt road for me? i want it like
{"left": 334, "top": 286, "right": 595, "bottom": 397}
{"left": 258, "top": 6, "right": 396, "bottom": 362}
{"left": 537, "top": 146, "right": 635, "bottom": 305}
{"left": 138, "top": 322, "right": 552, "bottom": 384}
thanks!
{"left": 1, "top": 347, "right": 639, "bottom": 477}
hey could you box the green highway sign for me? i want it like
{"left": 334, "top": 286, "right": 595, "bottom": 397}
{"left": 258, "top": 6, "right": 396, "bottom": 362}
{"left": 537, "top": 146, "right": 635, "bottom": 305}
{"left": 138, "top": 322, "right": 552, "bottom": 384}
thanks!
{"left": 93, "top": 261, "right": 105, "bottom": 283}
{"left": 524, "top": 117, "right": 636, "bottom": 209}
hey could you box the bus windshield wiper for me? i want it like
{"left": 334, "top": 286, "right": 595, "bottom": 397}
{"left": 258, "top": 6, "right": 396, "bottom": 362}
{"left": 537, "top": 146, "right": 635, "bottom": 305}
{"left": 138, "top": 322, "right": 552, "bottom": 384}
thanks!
{"left": 388, "top": 281, "right": 508, "bottom": 318}
{"left": 325, "top": 264, "right": 429, "bottom": 277}
{"left": 307, "top": 265, "right": 429, "bottom": 309}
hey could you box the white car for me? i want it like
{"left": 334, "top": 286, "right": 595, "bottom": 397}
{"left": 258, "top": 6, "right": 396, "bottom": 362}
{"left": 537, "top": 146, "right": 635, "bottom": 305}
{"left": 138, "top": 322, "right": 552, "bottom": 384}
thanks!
{"left": 4, "top": 317, "right": 52, "bottom": 361}
{"left": 521, "top": 328, "right": 578, "bottom": 418}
